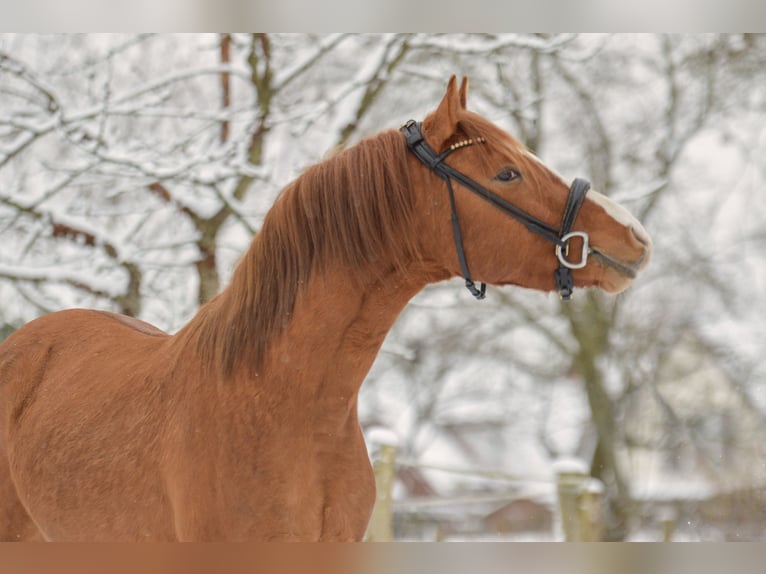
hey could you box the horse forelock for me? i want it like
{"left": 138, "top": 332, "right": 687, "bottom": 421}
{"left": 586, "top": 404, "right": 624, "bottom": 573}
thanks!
{"left": 194, "top": 128, "right": 419, "bottom": 378}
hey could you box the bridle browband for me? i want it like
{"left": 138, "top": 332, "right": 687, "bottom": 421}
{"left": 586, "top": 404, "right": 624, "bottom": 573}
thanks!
{"left": 401, "top": 120, "right": 591, "bottom": 301}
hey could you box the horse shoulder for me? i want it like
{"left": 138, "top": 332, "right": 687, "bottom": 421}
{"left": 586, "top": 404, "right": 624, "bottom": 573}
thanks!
{"left": 0, "top": 309, "right": 169, "bottom": 427}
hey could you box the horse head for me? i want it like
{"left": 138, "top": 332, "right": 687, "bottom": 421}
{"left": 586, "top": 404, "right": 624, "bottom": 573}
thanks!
{"left": 409, "top": 76, "right": 651, "bottom": 299}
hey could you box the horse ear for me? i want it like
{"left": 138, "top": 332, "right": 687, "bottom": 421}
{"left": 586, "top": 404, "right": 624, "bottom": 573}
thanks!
{"left": 459, "top": 76, "right": 469, "bottom": 108}
{"left": 423, "top": 75, "right": 463, "bottom": 151}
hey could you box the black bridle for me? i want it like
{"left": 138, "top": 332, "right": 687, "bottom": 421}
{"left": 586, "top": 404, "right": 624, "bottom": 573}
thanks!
{"left": 401, "top": 120, "right": 591, "bottom": 301}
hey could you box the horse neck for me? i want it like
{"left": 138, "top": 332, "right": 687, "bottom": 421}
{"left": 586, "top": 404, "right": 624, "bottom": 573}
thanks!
{"left": 261, "top": 264, "right": 428, "bottom": 399}
{"left": 181, "top": 254, "right": 446, "bottom": 407}
{"left": 178, "top": 128, "right": 446, "bottom": 402}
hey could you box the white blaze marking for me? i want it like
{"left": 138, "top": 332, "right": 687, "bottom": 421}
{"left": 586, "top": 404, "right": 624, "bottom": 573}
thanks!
{"left": 523, "top": 149, "right": 650, "bottom": 245}
{"left": 588, "top": 190, "right": 650, "bottom": 244}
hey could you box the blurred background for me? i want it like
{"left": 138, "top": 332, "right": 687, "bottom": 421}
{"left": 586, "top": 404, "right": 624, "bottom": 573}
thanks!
{"left": 1, "top": 33, "right": 765, "bottom": 541}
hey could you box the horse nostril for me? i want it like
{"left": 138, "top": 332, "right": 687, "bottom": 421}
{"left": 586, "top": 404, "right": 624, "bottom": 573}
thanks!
{"left": 631, "top": 225, "right": 652, "bottom": 249}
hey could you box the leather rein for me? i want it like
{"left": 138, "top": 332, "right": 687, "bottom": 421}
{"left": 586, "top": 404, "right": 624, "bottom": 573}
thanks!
{"left": 401, "top": 120, "right": 591, "bottom": 301}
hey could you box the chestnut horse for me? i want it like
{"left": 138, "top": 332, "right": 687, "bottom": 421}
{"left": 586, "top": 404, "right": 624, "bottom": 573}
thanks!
{"left": 0, "top": 77, "right": 651, "bottom": 541}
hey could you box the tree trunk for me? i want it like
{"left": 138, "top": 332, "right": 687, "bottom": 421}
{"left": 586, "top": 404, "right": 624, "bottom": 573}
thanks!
{"left": 564, "top": 293, "right": 631, "bottom": 540}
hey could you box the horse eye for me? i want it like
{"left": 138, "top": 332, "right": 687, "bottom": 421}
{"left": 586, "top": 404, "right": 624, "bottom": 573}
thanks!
{"left": 494, "top": 167, "right": 521, "bottom": 182}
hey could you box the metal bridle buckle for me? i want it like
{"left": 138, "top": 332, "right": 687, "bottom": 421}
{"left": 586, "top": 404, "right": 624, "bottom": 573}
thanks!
{"left": 556, "top": 231, "right": 590, "bottom": 269}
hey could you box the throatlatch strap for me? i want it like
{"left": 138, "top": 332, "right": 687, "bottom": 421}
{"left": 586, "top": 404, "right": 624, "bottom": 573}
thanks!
{"left": 444, "top": 177, "right": 486, "bottom": 300}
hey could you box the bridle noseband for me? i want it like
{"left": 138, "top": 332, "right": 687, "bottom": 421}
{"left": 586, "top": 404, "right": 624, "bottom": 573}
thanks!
{"left": 401, "top": 120, "right": 591, "bottom": 301}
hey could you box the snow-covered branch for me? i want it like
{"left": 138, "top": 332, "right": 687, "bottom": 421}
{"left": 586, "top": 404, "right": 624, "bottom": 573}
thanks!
{"left": 409, "top": 33, "right": 578, "bottom": 55}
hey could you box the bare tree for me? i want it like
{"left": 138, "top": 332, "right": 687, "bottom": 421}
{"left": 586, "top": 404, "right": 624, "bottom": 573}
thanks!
{"left": 2, "top": 34, "right": 766, "bottom": 540}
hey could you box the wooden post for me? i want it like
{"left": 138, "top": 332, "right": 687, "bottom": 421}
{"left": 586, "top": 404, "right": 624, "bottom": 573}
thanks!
{"left": 658, "top": 505, "right": 677, "bottom": 542}
{"left": 577, "top": 478, "right": 605, "bottom": 541}
{"left": 554, "top": 459, "right": 604, "bottom": 541}
{"left": 366, "top": 442, "right": 397, "bottom": 541}
{"left": 555, "top": 461, "right": 588, "bottom": 541}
